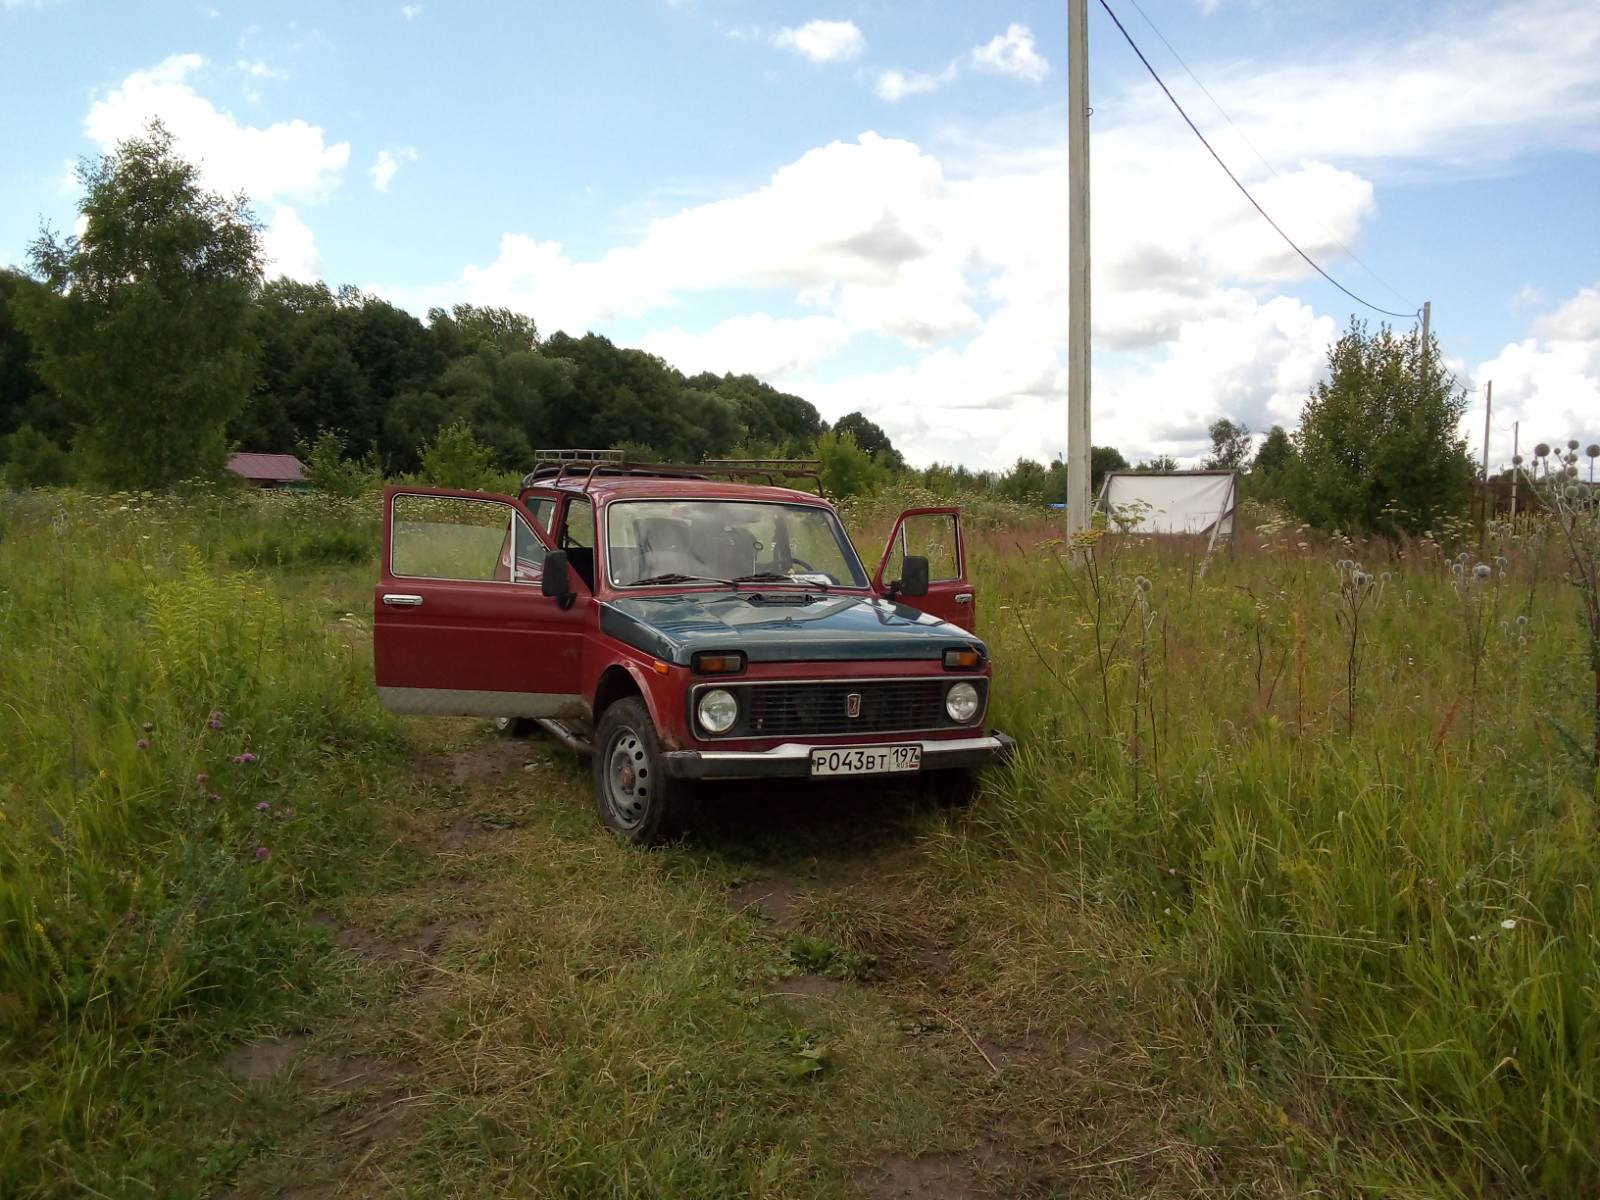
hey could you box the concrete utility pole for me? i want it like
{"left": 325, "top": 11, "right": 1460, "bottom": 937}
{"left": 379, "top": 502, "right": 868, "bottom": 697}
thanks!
{"left": 1065, "top": 0, "right": 1093, "bottom": 537}
{"left": 1481, "top": 380, "right": 1493, "bottom": 482}
{"left": 1510, "top": 420, "right": 1520, "bottom": 521}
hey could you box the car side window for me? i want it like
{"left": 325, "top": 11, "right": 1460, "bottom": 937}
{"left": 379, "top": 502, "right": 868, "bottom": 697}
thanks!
{"left": 392, "top": 494, "right": 538, "bottom": 583}
{"left": 895, "top": 513, "right": 961, "bottom": 582}
{"left": 561, "top": 498, "right": 594, "bottom": 549}
{"left": 524, "top": 497, "right": 556, "bottom": 532}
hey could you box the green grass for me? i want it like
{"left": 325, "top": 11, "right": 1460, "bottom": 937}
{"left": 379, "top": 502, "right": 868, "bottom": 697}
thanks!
{"left": 3, "top": 482, "right": 1598, "bottom": 1197}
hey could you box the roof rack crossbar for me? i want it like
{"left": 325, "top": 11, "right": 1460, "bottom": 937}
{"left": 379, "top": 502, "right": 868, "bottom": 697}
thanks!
{"left": 519, "top": 452, "right": 827, "bottom": 497}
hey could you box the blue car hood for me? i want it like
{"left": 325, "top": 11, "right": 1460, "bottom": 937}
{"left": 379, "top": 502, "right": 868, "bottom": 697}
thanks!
{"left": 600, "top": 591, "right": 984, "bottom": 665}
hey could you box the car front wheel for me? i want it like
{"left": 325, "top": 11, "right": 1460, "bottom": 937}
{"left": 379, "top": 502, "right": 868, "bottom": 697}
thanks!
{"left": 592, "top": 697, "right": 693, "bottom": 844}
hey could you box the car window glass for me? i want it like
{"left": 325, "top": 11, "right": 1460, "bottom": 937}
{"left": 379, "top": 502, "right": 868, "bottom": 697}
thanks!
{"left": 502, "top": 512, "right": 546, "bottom": 584}
{"left": 561, "top": 498, "right": 594, "bottom": 549}
{"left": 392, "top": 494, "right": 516, "bottom": 581}
{"left": 525, "top": 497, "right": 556, "bottom": 532}
{"left": 895, "top": 513, "right": 960, "bottom": 582}
{"left": 606, "top": 500, "right": 867, "bottom": 587}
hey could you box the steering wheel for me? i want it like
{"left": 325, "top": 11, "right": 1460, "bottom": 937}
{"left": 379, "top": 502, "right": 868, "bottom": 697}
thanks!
{"left": 788, "top": 556, "right": 817, "bottom": 573}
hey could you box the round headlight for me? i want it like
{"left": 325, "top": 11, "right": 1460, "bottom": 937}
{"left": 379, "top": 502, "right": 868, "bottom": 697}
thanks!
{"left": 697, "top": 688, "right": 738, "bottom": 734}
{"left": 945, "top": 681, "right": 980, "bottom": 723}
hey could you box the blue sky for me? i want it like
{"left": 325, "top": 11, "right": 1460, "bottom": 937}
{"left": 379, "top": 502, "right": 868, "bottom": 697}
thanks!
{"left": 2, "top": 0, "right": 1596, "bottom": 469}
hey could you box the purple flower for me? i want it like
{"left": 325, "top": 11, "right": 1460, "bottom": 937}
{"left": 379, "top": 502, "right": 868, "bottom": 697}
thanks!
{"left": 255, "top": 801, "right": 271, "bottom": 812}
{"left": 195, "top": 772, "right": 208, "bottom": 786}
{"left": 231, "top": 752, "right": 258, "bottom": 765}
{"left": 208, "top": 792, "right": 222, "bottom": 802}
{"left": 254, "top": 845, "right": 270, "bottom": 862}
{"left": 208, "top": 718, "right": 223, "bottom": 730}
{"left": 136, "top": 739, "right": 148, "bottom": 750}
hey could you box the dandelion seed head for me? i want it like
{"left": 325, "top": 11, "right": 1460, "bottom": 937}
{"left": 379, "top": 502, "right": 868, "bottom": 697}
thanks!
{"left": 1473, "top": 563, "right": 1491, "bottom": 580}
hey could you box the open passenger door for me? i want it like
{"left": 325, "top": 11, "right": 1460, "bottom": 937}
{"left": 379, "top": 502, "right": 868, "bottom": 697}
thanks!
{"left": 373, "top": 487, "right": 589, "bottom": 718}
{"left": 873, "top": 507, "right": 975, "bottom": 632}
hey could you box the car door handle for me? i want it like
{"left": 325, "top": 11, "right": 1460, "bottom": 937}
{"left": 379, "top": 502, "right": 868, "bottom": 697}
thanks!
{"left": 382, "top": 594, "right": 424, "bottom": 607}
{"left": 954, "top": 592, "right": 974, "bottom": 605}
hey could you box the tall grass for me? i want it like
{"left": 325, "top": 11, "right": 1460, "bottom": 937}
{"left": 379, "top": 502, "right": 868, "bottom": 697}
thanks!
{"left": 967, "top": 506, "right": 1599, "bottom": 1196}
{"left": 0, "top": 488, "right": 391, "bottom": 1196}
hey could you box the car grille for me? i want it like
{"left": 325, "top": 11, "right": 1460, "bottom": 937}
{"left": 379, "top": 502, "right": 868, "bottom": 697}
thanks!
{"left": 708, "top": 678, "right": 983, "bottom": 739}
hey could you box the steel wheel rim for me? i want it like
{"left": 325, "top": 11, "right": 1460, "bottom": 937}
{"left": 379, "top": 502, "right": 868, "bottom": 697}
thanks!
{"left": 603, "top": 726, "right": 651, "bottom": 830}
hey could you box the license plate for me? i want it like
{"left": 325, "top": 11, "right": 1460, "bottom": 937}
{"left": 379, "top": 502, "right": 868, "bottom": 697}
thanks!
{"left": 810, "top": 744, "right": 922, "bottom": 776}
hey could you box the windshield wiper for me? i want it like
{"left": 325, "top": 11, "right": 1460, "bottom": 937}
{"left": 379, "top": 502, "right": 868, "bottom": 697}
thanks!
{"left": 732, "top": 572, "right": 829, "bottom": 590}
{"left": 629, "top": 573, "right": 735, "bottom": 587}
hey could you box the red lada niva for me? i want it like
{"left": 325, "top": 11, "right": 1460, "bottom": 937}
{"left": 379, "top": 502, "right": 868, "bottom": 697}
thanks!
{"left": 373, "top": 455, "right": 1014, "bottom": 842}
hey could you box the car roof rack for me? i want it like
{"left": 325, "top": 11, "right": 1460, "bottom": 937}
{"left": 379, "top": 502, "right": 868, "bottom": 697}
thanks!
{"left": 523, "top": 452, "right": 827, "bottom": 497}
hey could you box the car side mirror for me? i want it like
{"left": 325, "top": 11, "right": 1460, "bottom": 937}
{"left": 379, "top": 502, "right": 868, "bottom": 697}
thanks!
{"left": 541, "top": 551, "right": 575, "bottom": 607}
{"left": 896, "top": 555, "right": 930, "bottom": 598}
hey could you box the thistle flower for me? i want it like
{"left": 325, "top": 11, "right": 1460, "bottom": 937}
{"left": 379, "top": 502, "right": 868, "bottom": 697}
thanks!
{"left": 1567, "top": 439, "right": 1580, "bottom": 452}
{"left": 254, "top": 846, "right": 270, "bottom": 862}
{"left": 1135, "top": 575, "right": 1152, "bottom": 593}
{"left": 1473, "top": 563, "right": 1492, "bottom": 580}
{"left": 136, "top": 738, "right": 148, "bottom": 750}
{"left": 255, "top": 801, "right": 271, "bottom": 812}
{"left": 208, "top": 792, "right": 222, "bottom": 802}
{"left": 1535, "top": 443, "right": 1550, "bottom": 458}
{"left": 195, "top": 772, "right": 208, "bottom": 786}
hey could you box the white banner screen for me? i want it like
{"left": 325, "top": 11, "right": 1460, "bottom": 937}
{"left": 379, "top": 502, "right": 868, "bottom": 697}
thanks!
{"left": 1100, "top": 472, "right": 1236, "bottom": 536}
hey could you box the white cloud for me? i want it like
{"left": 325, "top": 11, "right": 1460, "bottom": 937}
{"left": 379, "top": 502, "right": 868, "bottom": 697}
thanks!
{"left": 875, "top": 65, "right": 956, "bottom": 103}
{"left": 772, "top": 18, "right": 864, "bottom": 63}
{"left": 85, "top": 54, "right": 350, "bottom": 205}
{"left": 971, "top": 23, "right": 1050, "bottom": 84}
{"left": 235, "top": 59, "right": 285, "bottom": 80}
{"left": 1470, "top": 285, "right": 1600, "bottom": 467}
{"left": 641, "top": 314, "right": 851, "bottom": 378}
{"left": 369, "top": 146, "right": 418, "bottom": 192}
{"left": 261, "top": 205, "right": 323, "bottom": 281}
{"left": 400, "top": 4, "right": 422, "bottom": 20}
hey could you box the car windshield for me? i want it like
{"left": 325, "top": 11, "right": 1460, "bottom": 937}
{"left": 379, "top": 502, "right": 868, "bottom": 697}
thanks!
{"left": 606, "top": 499, "right": 868, "bottom": 589}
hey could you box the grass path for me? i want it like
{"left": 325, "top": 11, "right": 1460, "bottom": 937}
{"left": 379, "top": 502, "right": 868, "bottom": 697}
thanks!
{"left": 207, "top": 720, "right": 1296, "bottom": 1199}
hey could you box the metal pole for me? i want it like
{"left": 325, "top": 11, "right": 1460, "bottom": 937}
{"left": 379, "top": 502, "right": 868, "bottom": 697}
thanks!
{"left": 1065, "top": 0, "right": 1093, "bottom": 538}
{"left": 1509, "top": 420, "right": 1519, "bottom": 521}
{"left": 1477, "top": 380, "right": 1492, "bottom": 541}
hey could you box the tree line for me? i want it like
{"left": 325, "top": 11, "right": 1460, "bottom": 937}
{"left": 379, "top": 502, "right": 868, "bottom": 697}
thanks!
{"left": 1, "top": 121, "right": 1479, "bottom": 536}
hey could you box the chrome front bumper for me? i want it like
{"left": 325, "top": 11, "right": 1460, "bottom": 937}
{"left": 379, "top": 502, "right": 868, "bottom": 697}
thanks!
{"left": 660, "top": 731, "right": 1016, "bottom": 781}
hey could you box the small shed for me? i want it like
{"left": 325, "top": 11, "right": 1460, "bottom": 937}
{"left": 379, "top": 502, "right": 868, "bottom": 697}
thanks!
{"left": 227, "top": 452, "right": 307, "bottom": 488}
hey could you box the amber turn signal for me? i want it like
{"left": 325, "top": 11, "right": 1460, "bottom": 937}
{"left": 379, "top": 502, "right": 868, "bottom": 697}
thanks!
{"left": 691, "top": 651, "right": 747, "bottom": 675}
{"left": 942, "top": 647, "right": 983, "bottom": 670}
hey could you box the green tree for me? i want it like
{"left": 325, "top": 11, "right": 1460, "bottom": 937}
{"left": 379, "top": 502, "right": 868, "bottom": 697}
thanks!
{"left": 22, "top": 121, "right": 262, "bottom": 488}
{"left": 2, "top": 425, "right": 70, "bottom": 489}
{"left": 815, "top": 430, "right": 886, "bottom": 498}
{"left": 1133, "top": 455, "right": 1179, "bottom": 472}
{"left": 833, "top": 411, "right": 905, "bottom": 470}
{"left": 1292, "top": 318, "right": 1473, "bottom": 535}
{"left": 420, "top": 420, "right": 499, "bottom": 490}
{"left": 1203, "top": 418, "right": 1253, "bottom": 470}
{"left": 1091, "top": 445, "right": 1129, "bottom": 494}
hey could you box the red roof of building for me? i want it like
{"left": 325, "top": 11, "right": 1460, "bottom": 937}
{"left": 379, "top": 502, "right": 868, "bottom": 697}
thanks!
{"left": 228, "top": 452, "right": 306, "bottom": 482}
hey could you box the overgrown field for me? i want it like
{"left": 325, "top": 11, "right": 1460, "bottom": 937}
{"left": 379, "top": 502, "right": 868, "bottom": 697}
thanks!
{"left": 2, "top": 484, "right": 1596, "bottom": 1197}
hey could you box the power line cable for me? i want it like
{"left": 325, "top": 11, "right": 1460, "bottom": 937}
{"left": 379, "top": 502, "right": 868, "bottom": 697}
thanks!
{"left": 1096, "top": 0, "right": 1420, "bottom": 323}
{"left": 1121, "top": 0, "right": 1415, "bottom": 311}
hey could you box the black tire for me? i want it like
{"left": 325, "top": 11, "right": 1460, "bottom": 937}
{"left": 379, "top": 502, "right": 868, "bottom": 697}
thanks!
{"left": 493, "top": 716, "right": 538, "bottom": 738}
{"left": 591, "top": 698, "right": 694, "bottom": 844}
{"left": 930, "top": 766, "right": 981, "bottom": 807}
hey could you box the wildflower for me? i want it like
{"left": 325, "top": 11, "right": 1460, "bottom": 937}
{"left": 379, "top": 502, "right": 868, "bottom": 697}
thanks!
{"left": 232, "top": 752, "right": 257, "bottom": 765}
{"left": 1135, "top": 575, "right": 1152, "bottom": 593}
{"left": 33, "top": 922, "right": 44, "bottom": 935}
{"left": 254, "top": 845, "right": 270, "bottom": 862}
{"left": 208, "top": 792, "right": 222, "bottom": 802}
{"left": 1473, "top": 563, "right": 1491, "bottom": 580}
{"left": 196, "top": 772, "right": 208, "bottom": 786}
{"left": 1501, "top": 918, "right": 1517, "bottom": 930}
{"left": 1515, "top": 615, "right": 1529, "bottom": 628}
{"left": 141, "top": 722, "right": 154, "bottom": 732}
{"left": 255, "top": 801, "right": 271, "bottom": 812}
{"left": 136, "top": 739, "right": 148, "bottom": 750}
